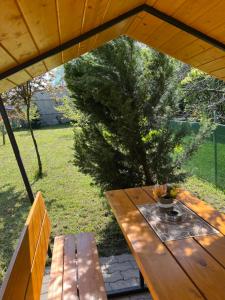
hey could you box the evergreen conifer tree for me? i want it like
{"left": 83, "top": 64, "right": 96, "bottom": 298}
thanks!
{"left": 65, "top": 36, "right": 211, "bottom": 190}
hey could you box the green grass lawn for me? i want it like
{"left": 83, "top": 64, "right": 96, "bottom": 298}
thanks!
{"left": 1, "top": 125, "right": 225, "bottom": 284}
{"left": 0, "top": 125, "right": 127, "bottom": 283}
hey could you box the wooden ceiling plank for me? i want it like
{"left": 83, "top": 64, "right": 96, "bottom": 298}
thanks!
{"left": 0, "top": 0, "right": 39, "bottom": 64}
{"left": 0, "top": 79, "right": 15, "bottom": 93}
{"left": 198, "top": 56, "right": 225, "bottom": 73}
{"left": 187, "top": 47, "right": 225, "bottom": 68}
{"left": 7, "top": 70, "right": 31, "bottom": 85}
{"left": 124, "top": 12, "right": 145, "bottom": 37}
{"left": 56, "top": 0, "right": 86, "bottom": 63}
{"left": 128, "top": 12, "right": 163, "bottom": 42}
{"left": 0, "top": 46, "right": 17, "bottom": 73}
{"left": 94, "top": 19, "right": 133, "bottom": 51}
{"left": 102, "top": 0, "right": 145, "bottom": 23}
{"left": 17, "top": 0, "right": 62, "bottom": 68}
{"left": 95, "top": 16, "right": 135, "bottom": 50}
{"left": 25, "top": 62, "right": 47, "bottom": 78}
{"left": 211, "top": 68, "right": 225, "bottom": 80}
{"left": 62, "top": 46, "right": 79, "bottom": 64}
{"left": 78, "top": 0, "right": 110, "bottom": 56}
{"left": 44, "top": 54, "right": 63, "bottom": 71}
{"left": 153, "top": 0, "right": 221, "bottom": 57}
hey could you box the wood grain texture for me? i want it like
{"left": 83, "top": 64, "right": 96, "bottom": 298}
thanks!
{"left": 166, "top": 238, "right": 225, "bottom": 300}
{"left": 48, "top": 236, "right": 64, "bottom": 300}
{"left": 1, "top": 0, "right": 225, "bottom": 87}
{"left": 106, "top": 188, "right": 204, "bottom": 300}
{"left": 77, "top": 232, "right": 107, "bottom": 300}
{"left": 0, "top": 192, "right": 51, "bottom": 300}
{"left": 63, "top": 235, "right": 78, "bottom": 300}
{"left": 177, "top": 189, "right": 225, "bottom": 235}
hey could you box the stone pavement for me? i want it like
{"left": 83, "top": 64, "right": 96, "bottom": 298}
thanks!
{"left": 41, "top": 253, "right": 152, "bottom": 300}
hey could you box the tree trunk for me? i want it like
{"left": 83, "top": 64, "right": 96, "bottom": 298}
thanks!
{"left": 26, "top": 98, "right": 43, "bottom": 178}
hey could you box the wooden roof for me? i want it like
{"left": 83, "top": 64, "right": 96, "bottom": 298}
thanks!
{"left": 0, "top": 0, "right": 225, "bottom": 93}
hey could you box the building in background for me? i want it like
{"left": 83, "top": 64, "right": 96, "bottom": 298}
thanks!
{"left": 33, "top": 91, "right": 69, "bottom": 126}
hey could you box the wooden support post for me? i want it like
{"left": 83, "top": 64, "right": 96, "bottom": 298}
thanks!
{"left": 0, "top": 95, "right": 34, "bottom": 204}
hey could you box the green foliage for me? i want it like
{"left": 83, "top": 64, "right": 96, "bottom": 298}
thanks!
{"left": 180, "top": 70, "right": 225, "bottom": 122}
{"left": 55, "top": 96, "right": 79, "bottom": 123}
{"left": 65, "top": 36, "right": 211, "bottom": 190}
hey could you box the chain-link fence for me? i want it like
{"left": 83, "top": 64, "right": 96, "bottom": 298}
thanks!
{"left": 171, "top": 121, "right": 225, "bottom": 189}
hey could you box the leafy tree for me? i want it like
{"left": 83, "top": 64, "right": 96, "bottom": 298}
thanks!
{"left": 180, "top": 69, "right": 225, "bottom": 122}
{"left": 65, "top": 36, "right": 211, "bottom": 190}
{"left": 2, "top": 77, "right": 46, "bottom": 178}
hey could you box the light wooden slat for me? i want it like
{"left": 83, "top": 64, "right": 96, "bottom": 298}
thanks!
{"left": 0, "top": 192, "right": 50, "bottom": 300}
{"left": 57, "top": 0, "right": 86, "bottom": 63}
{"left": 188, "top": 47, "right": 224, "bottom": 69}
{"left": 103, "top": 0, "right": 145, "bottom": 23}
{"left": 25, "top": 212, "right": 50, "bottom": 300}
{"left": 63, "top": 235, "right": 78, "bottom": 300}
{"left": 0, "top": 79, "right": 15, "bottom": 92}
{"left": 77, "top": 232, "right": 107, "bottom": 300}
{"left": 106, "top": 189, "right": 204, "bottom": 300}
{"left": 0, "top": 0, "right": 38, "bottom": 63}
{"left": 94, "top": 19, "right": 134, "bottom": 53}
{"left": 195, "top": 234, "right": 225, "bottom": 268}
{"left": 26, "top": 62, "right": 47, "bottom": 78}
{"left": 48, "top": 236, "right": 64, "bottom": 300}
{"left": 211, "top": 67, "right": 225, "bottom": 80}
{"left": 26, "top": 192, "right": 46, "bottom": 260}
{"left": 197, "top": 56, "right": 225, "bottom": 72}
{"left": 17, "top": 0, "right": 62, "bottom": 68}
{"left": 7, "top": 70, "right": 31, "bottom": 85}
{"left": 153, "top": 0, "right": 222, "bottom": 54}
{"left": 44, "top": 54, "right": 63, "bottom": 71}
{"left": 0, "top": 46, "right": 17, "bottom": 74}
{"left": 78, "top": 0, "right": 110, "bottom": 56}
{"left": 128, "top": 12, "right": 163, "bottom": 42}
{"left": 0, "top": 227, "right": 31, "bottom": 300}
{"left": 166, "top": 238, "right": 225, "bottom": 300}
{"left": 125, "top": 12, "right": 145, "bottom": 37}
{"left": 177, "top": 190, "right": 225, "bottom": 235}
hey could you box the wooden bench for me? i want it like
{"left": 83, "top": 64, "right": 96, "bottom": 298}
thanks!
{"left": 0, "top": 192, "right": 107, "bottom": 300}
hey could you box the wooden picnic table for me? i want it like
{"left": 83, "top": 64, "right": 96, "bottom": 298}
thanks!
{"left": 106, "top": 185, "right": 225, "bottom": 300}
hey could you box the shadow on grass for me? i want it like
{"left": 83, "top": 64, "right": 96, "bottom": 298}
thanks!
{"left": 0, "top": 184, "right": 30, "bottom": 283}
{"left": 97, "top": 213, "right": 129, "bottom": 257}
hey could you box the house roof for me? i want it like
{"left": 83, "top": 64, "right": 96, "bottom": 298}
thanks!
{"left": 0, "top": 0, "right": 225, "bottom": 93}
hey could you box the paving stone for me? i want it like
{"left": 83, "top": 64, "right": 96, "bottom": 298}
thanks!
{"left": 103, "top": 271, "right": 123, "bottom": 283}
{"left": 109, "top": 262, "right": 133, "bottom": 273}
{"left": 110, "top": 278, "right": 139, "bottom": 290}
{"left": 100, "top": 255, "right": 119, "bottom": 265}
{"left": 117, "top": 253, "right": 133, "bottom": 263}
{"left": 129, "top": 293, "right": 152, "bottom": 300}
{"left": 121, "top": 269, "right": 139, "bottom": 280}
{"left": 104, "top": 282, "right": 112, "bottom": 292}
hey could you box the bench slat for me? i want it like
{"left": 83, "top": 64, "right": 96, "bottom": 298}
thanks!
{"left": 0, "top": 192, "right": 50, "bottom": 300}
{"left": 48, "top": 236, "right": 64, "bottom": 300}
{"left": 77, "top": 233, "right": 107, "bottom": 300}
{"left": 63, "top": 235, "right": 78, "bottom": 300}
{"left": 25, "top": 212, "right": 50, "bottom": 300}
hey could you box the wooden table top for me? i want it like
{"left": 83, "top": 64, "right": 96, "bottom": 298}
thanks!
{"left": 106, "top": 185, "right": 225, "bottom": 300}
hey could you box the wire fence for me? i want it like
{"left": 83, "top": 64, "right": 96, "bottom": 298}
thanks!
{"left": 171, "top": 120, "right": 225, "bottom": 190}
